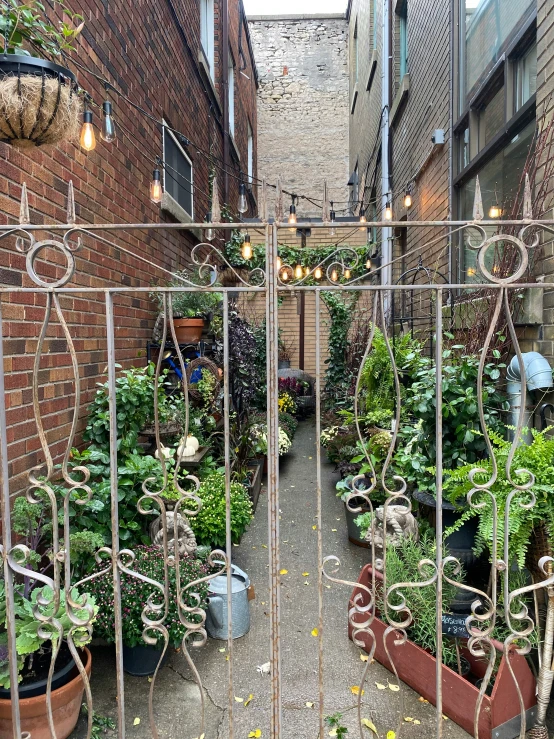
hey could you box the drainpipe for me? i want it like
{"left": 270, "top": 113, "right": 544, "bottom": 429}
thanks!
{"left": 381, "top": 0, "right": 392, "bottom": 293}
{"left": 506, "top": 352, "right": 553, "bottom": 442}
{"left": 222, "top": 0, "right": 230, "bottom": 203}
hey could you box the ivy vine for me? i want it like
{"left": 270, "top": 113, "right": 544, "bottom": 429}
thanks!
{"left": 321, "top": 291, "right": 359, "bottom": 403}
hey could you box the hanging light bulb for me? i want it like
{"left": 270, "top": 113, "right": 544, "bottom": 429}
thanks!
{"left": 359, "top": 210, "right": 367, "bottom": 230}
{"left": 288, "top": 197, "right": 297, "bottom": 231}
{"left": 294, "top": 264, "right": 303, "bottom": 280}
{"left": 329, "top": 202, "right": 336, "bottom": 236}
{"left": 241, "top": 232, "right": 252, "bottom": 260}
{"left": 489, "top": 204, "right": 502, "bottom": 219}
{"left": 314, "top": 266, "right": 322, "bottom": 280}
{"left": 281, "top": 269, "right": 289, "bottom": 281}
{"left": 276, "top": 256, "right": 282, "bottom": 270}
{"left": 204, "top": 212, "right": 214, "bottom": 241}
{"left": 384, "top": 201, "right": 393, "bottom": 221}
{"left": 331, "top": 268, "right": 338, "bottom": 282}
{"left": 365, "top": 254, "right": 372, "bottom": 270}
{"left": 100, "top": 101, "right": 116, "bottom": 142}
{"left": 344, "top": 268, "right": 351, "bottom": 280}
{"left": 238, "top": 183, "right": 248, "bottom": 214}
{"left": 304, "top": 266, "right": 310, "bottom": 276}
{"left": 403, "top": 188, "right": 412, "bottom": 209}
{"left": 150, "top": 168, "right": 162, "bottom": 204}
{"left": 80, "top": 109, "right": 96, "bottom": 151}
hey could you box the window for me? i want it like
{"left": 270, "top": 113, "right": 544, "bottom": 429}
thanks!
{"left": 479, "top": 84, "right": 504, "bottom": 146}
{"left": 372, "top": 0, "right": 378, "bottom": 50}
{"left": 163, "top": 123, "right": 193, "bottom": 219}
{"left": 353, "top": 20, "right": 359, "bottom": 84}
{"left": 247, "top": 123, "right": 253, "bottom": 184}
{"left": 228, "top": 50, "right": 235, "bottom": 138}
{"left": 515, "top": 43, "right": 537, "bottom": 111}
{"left": 200, "top": 0, "right": 215, "bottom": 80}
{"left": 457, "top": 126, "right": 470, "bottom": 172}
{"left": 399, "top": 4, "right": 408, "bottom": 78}
{"left": 349, "top": 165, "right": 359, "bottom": 211}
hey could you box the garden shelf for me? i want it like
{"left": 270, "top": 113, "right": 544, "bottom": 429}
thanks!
{"left": 349, "top": 565, "right": 537, "bottom": 739}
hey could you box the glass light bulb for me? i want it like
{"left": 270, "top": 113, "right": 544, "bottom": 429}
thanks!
{"left": 304, "top": 266, "right": 310, "bottom": 276}
{"left": 281, "top": 270, "right": 289, "bottom": 281}
{"left": 331, "top": 269, "right": 338, "bottom": 282}
{"left": 359, "top": 214, "right": 367, "bottom": 231}
{"left": 329, "top": 226, "right": 336, "bottom": 236}
{"left": 344, "top": 269, "right": 351, "bottom": 279}
{"left": 366, "top": 258, "right": 372, "bottom": 270}
{"left": 276, "top": 257, "right": 282, "bottom": 270}
{"left": 288, "top": 213, "right": 297, "bottom": 225}
{"left": 80, "top": 113, "right": 96, "bottom": 152}
{"left": 150, "top": 169, "right": 162, "bottom": 204}
{"left": 489, "top": 205, "right": 502, "bottom": 219}
{"left": 242, "top": 243, "right": 253, "bottom": 260}
{"left": 238, "top": 183, "right": 248, "bottom": 214}
{"left": 100, "top": 101, "right": 116, "bottom": 142}
{"left": 205, "top": 227, "right": 214, "bottom": 241}
{"left": 294, "top": 264, "right": 303, "bottom": 279}
{"left": 384, "top": 203, "right": 393, "bottom": 221}
{"left": 314, "top": 267, "right": 322, "bottom": 280}
{"left": 404, "top": 193, "right": 412, "bottom": 208}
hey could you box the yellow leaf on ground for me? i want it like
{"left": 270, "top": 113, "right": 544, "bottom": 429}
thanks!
{"left": 351, "top": 685, "right": 365, "bottom": 696}
{"left": 304, "top": 581, "right": 310, "bottom": 585}
{"left": 311, "top": 628, "right": 319, "bottom": 637}
{"left": 403, "top": 717, "right": 413, "bottom": 722}
{"left": 279, "top": 569, "right": 288, "bottom": 575}
{"left": 386, "top": 732, "right": 396, "bottom": 739}
{"left": 329, "top": 730, "right": 337, "bottom": 737}
{"left": 375, "top": 682, "right": 386, "bottom": 690}
{"left": 388, "top": 683, "right": 400, "bottom": 692}
{"left": 261, "top": 544, "right": 267, "bottom": 549}
{"left": 332, "top": 529, "right": 337, "bottom": 532}
{"left": 360, "top": 654, "right": 368, "bottom": 662}
{"left": 302, "top": 572, "right": 310, "bottom": 577}
{"left": 235, "top": 697, "right": 244, "bottom": 703}
{"left": 361, "top": 718, "right": 378, "bottom": 734}
{"left": 244, "top": 694, "right": 254, "bottom": 707}
{"left": 312, "top": 525, "right": 317, "bottom": 530}
{"left": 418, "top": 696, "right": 429, "bottom": 703}
{"left": 306, "top": 701, "right": 314, "bottom": 708}
{"left": 133, "top": 718, "right": 140, "bottom": 726}
{"left": 443, "top": 715, "right": 449, "bottom": 721}
{"left": 413, "top": 720, "right": 421, "bottom": 725}
{"left": 218, "top": 648, "right": 226, "bottom": 653}
{"left": 248, "top": 731, "right": 262, "bottom": 738}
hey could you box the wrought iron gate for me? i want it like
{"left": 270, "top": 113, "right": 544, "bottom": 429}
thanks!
{"left": 1, "top": 181, "right": 554, "bottom": 739}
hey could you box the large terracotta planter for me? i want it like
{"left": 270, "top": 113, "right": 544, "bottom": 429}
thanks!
{"left": 0, "top": 647, "right": 92, "bottom": 739}
{"left": 349, "top": 566, "right": 536, "bottom": 739}
{"left": 173, "top": 317, "right": 204, "bottom": 344}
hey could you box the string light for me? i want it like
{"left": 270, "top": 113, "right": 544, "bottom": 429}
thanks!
{"left": 384, "top": 201, "right": 393, "bottom": 221}
{"left": 304, "top": 266, "right": 310, "bottom": 276}
{"left": 276, "top": 257, "right": 282, "bottom": 270}
{"left": 80, "top": 109, "right": 96, "bottom": 151}
{"left": 204, "top": 212, "right": 214, "bottom": 241}
{"left": 329, "top": 202, "right": 336, "bottom": 236}
{"left": 150, "top": 168, "right": 162, "bottom": 203}
{"left": 489, "top": 204, "right": 502, "bottom": 219}
{"left": 100, "top": 101, "right": 116, "bottom": 143}
{"left": 314, "top": 267, "right": 322, "bottom": 280}
{"left": 294, "top": 264, "right": 303, "bottom": 280}
{"left": 331, "top": 268, "right": 338, "bottom": 282}
{"left": 288, "top": 196, "right": 297, "bottom": 230}
{"left": 281, "top": 269, "right": 289, "bottom": 281}
{"left": 238, "top": 183, "right": 248, "bottom": 214}
{"left": 344, "top": 268, "right": 351, "bottom": 279}
{"left": 403, "top": 188, "right": 412, "bottom": 209}
{"left": 359, "top": 209, "right": 367, "bottom": 230}
{"left": 365, "top": 256, "right": 372, "bottom": 270}
{"left": 241, "top": 232, "right": 252, "bottom": 260}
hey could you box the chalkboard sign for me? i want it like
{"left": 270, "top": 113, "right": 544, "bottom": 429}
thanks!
{"left": 441, "top": 614, "right": 470, "bottom": 639}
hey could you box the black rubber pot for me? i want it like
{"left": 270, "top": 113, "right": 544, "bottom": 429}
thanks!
{"left": 345, "top": 498, "right": 371, "bottom": 548}
{"left": 0, "top": 645, "right": 77, "bottom": 700}
{"left": 122, "top": 644, "right": 168, "bottom": 676}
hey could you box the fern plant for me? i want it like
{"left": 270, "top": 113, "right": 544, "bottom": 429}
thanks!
{"left": 443, "top": 427, "right": 554, "bottom": 568}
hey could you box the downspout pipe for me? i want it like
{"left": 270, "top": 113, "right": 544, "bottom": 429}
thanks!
{"left": 506, "top": 352, "right": 553, "bottom": 441}
{"left": 381, "top": 0, "right": 392, "bottom": 293}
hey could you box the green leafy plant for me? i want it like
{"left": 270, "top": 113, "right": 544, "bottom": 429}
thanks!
{"left": 324, "top": 713, "right": 348, "bottom": 738}
{"left": 150, "top": 270, "right": 222, "bottom": 319}
{"left": 0, "top": 0, "right": 84, "bottom": 56}
{"left": 250, "top": 424, "right": 291, "bottom": 457}
{"left": 85, "top": 546, "right": 208, "bottom": 648}
{"left": 443, "top": 427, "right": 554, "bottom": 568}
{"left": 81, "top": 705, "right": 116, "bottom": 739}
{"left": 195, "top": 367, "right": 218, "bottom": 410}
{"left": 321, "top": 291, "right": 359, "bottom": 402}
{"left": 188, "top": 471, "right": 253, "bottom": 548}
{"left": 0, "top": 582, "right": 96, "bottom": 688}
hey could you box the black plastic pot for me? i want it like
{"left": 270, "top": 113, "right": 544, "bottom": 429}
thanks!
{"left": 0, "top": 649, "right": 77, "bottom": 700}
{"left": 344, "top": 498, "right": 371, "bottom": 548}
{"left": 278, "top": 360, "right": 291, "bottom": 370}
{"left": 122, "top": 644, "right": 168, "bottom": 676}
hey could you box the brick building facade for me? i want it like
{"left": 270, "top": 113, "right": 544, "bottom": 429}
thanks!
{"left": 0, "top": 0, "right": 258, "bottom": 493}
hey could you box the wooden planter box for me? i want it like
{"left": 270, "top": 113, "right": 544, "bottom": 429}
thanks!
{"left": 349, "top": 565, "right": 536, "bottom": 739}
{"left": 246, "top": 460, "right": 263, "bottom": 512}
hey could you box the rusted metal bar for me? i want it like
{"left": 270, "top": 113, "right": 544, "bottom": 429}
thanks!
{"left": 435, "top": 287, "right": 444, "bottom": 738}
{"left": 315, "top": 289, "right": 325, "bottom": 737}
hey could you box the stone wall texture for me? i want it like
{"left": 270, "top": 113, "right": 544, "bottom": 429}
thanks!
{"left": 248, "top": 15, "right": 350, "bottom": 218}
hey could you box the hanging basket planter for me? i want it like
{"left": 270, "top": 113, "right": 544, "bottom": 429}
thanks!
{"left": 0, "top": 55, "right": 81, "bottom": 148}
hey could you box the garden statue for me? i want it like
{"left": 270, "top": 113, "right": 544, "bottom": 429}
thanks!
{"left": 150, "top": 510, "right": 197, "bottom": 557}
{"left": 366, "top": 504, "right": 418, "bottom": 553}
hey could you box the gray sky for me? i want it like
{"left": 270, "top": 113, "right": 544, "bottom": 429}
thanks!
{"left": 244, "top": 0, "right": 347, "bottom": 16}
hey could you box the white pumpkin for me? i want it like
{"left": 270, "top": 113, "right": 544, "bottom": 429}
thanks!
{"left": 180, "top": 444, "right": 196, "bottom": 458}
{"left": 187, "top": 435, "right": 200, "bottom": 452}
{"left": 154, "top": 446, "right": 171, "bottom": 460}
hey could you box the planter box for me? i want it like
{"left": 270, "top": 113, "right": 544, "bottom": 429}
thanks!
{"left": 349, "top": 565, "right": 536, "bottom": 739}
{"left": 246, "top": 460, "right": 263, "bottom": 512}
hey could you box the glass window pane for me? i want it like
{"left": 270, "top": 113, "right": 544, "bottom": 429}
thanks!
{"left": 516, "top": 43, "right": 537, "bottom": 111}
{"left": 164, "top": 131, "right": 193, "bottom": 217}
{"left": 462, "top": 0, "right": 534, "bottom": 106}
{"left": 480, "top": 85, "right": 504, "bottom": 146}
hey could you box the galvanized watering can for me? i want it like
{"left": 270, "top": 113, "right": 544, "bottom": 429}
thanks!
{"left": 206, "top": 563, "right": 251, "bottom": 639}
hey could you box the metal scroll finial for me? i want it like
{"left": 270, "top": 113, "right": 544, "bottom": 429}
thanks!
{"left": 258, "top": 179, "right": 268, "bottom": 223}
{"left": 19, "top": 183, "right": 30, "bottom": 225}
{"left": 67, "top": 181, "right": 76, "bottom": 225}
{"left": 211, "top": 176, "right": 221, "bottom": 224}
{"left": 523, "top": 173, "right": 533, "bottom": 220}
{"left": 275, "top": 178, "right": 284, "bottom": 222}
{"left": 473, "top": 176, "right": 484, "bottom": 221}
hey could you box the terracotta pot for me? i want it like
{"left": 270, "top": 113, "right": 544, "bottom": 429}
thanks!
{"left": 0, "top": 647, "right": 92, "bottom": 739}
{"left": 173, "top": 318, "right": 204, "bottom": 344}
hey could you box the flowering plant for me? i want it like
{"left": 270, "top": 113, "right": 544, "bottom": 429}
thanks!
{"left": 251, "top": 424, "right": 291, "bottom": 456}
{"left": 278, "top": 391, "right": 296, "bottom": 415}
{"left": 86, "top": 546, "right": 209, "bottom": 648}
{"left": 278, "top": 377, "right": 301, "bottom": 396}
{"left": 189, "top": 471, "right": 253, "bottom": 548}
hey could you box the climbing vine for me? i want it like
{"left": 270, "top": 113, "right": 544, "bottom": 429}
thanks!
{"left": 321, "top": 291, "right": 359, "bottom": 403}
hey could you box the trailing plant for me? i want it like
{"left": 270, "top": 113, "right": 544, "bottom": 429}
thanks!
{"left": 443, "top": 427, "right": 554, "bottom": 568}
{"left": 251, "top": 318, "right": 267, "bottom": 408}
{"left": 195, "top": 367, "right": 218, "bottom": 410}
{"left": 85, "top": 546, "right": 208, "bottom": 648}
{"left": 188, "top": 471, "right": 253, "bottom": 548}
{"left": 321, "top": 291, "right": 359, "bottom": 403}
{"left": 0, "top": 0, "right": 84, "bottom": 57}
{"left": 215, "top": 310, "right": 257, "bottom": 418}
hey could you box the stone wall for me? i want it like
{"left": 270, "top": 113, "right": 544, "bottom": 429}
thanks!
{"left": 248, "top": 15, "right": 350, "bottom": 218}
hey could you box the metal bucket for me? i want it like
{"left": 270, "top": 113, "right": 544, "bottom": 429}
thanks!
{"left": 206, "top": 564, "right": 251, "bottom": 640}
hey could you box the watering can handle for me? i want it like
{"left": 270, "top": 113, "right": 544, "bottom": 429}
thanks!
{"left": 232, "top": 564, "right": 250, "bottom": 586}
{"left": 208, "top": 595, "right": 224, "bottom": 630}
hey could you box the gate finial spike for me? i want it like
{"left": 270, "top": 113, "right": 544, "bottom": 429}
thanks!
{"left": 322, "top": 180, "right": 330, "bottom": 222}
{"left": 19, "top": 183, "right": 30, "bottom": 225}
{"left": 275, "top": 178, "right": 284, "bottom": 223}
{"left": 258, "top": 179, "right": 268, "bottom": 223}
{"left": 473, "top": 176, "right": 484, "bottom": 221}
{"left": 523, "top": 173, "right": 533, "bottom": 220}
{"left": 66, "top": 181, "right": 76, "bottom": 225}
{"left": 211, "top": 176, "right": 221, "bottom": 224}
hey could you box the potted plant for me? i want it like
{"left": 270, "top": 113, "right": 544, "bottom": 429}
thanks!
{"left": 0, "top": 579, "right": 96, "bottom": 739}
{"left": 86, "top": 546, "right": 209, "bottom": 676}
{"left": 277, "top": 337, "right": 294, "bottom": 370}
{"left": 0, "top": 0, "right": 84, "bottom": 148}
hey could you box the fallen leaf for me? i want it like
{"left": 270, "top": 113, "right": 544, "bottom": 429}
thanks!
{"left": 235, "top": 697, "right": 244, "bottom": 703}
{"left": 329, "top": 730, "right": 337, "bottom": 737}
{"left": 133, "top": 718, "right": 140, "bottom": 726}
{"left": 147, "top": 676, "right": 152, "bottom": 683}
{"left": 218, "top": 648, "right": 226, "bottom": 653}
{"left": 311, "top": 628, "right": 319, "bottom": 637}
{"left": 443, "top": 715, "right": 448, "bottom": 721}
{"left": 306, "top": 701, "right": 314, "bottom": 708}
{"left": 248, "top": 731, "right": 262, "bottom": 738}
{"left": 331, "top": 528, "right": 337, "bottom": 532}
{"left": 312, "top": 525, "right": 317, "bottom": 530}
{"left": 418, "top": 696, "right": 428, "bottom": 704}
{"left": 304, "top": 581, "right": 309, "bottom": 585}
{"left": 375, "top": 682, "right": 386, "bottom": 690}
{"left": 388, "top": 683, "right": 400, "bottom": 692}
{"left": 244, "top": 694, "right": 254, "bottom": 707}
{"left": 308, "top": 456, "right": 313, "bottom": 459}
{"left": 360, "top": 654, "right": 368, "bottom": 662}
{"left": 413, "top": 720, "right": 421, "bottom": 725}
{"left": 279, "top": 569, "right": 288, "bottom": 575}
{"left": 350, "top": 686, "right": 365, "bottom": 696}
{"left": 257, "top": 662, "right": 270, "bottom": 674}
{"left": 261, "top": 544, "right": 267, "bottom": 549}
{"left": 302, "top": 572, "right": 310, "bottom": 577}
{"left": 403, "top": 717, "right": 413, "bottom": 722}
{"left": 386, "top": 733, "right": 396, "bottom": 739}
{"left": 361, "top": 718, "right": 378, "bottom": 734}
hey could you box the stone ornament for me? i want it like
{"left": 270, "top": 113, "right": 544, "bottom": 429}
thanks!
{"left": 150, "top": 510, "right": 197, "bottom": 557}
{"left": 366, "top": 504, "right": 419, "bottom": 552}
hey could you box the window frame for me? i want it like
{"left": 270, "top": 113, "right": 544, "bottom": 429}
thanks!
{"left": 247, "top": 121, "right": 253, "bottom": 184}
{"left": 162, "top": 120, "right": 194, "bottom": 221}
{"left": 200, "top": 0, "right": 215, "bottom": 81}
{"left": 228, "top": 48, "right": 236, "bottom": 139}
{"left": 399, "top": 5, "right": 408, "bottom": 79}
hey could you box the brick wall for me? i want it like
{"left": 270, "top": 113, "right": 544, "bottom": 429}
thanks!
{"left": 0, "top": 0, "right": 257, "bottom": 494}
{"left": 248, "top": 15, "right": 350, "bottom": 218}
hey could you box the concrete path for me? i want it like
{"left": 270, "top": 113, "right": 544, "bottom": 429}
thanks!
{"left": 74, "top": 419, "right": 471, "bottom": 739}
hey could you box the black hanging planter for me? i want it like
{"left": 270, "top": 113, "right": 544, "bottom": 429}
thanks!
{"left": 0, "top": 55, "right": 81, "bottom": 147}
